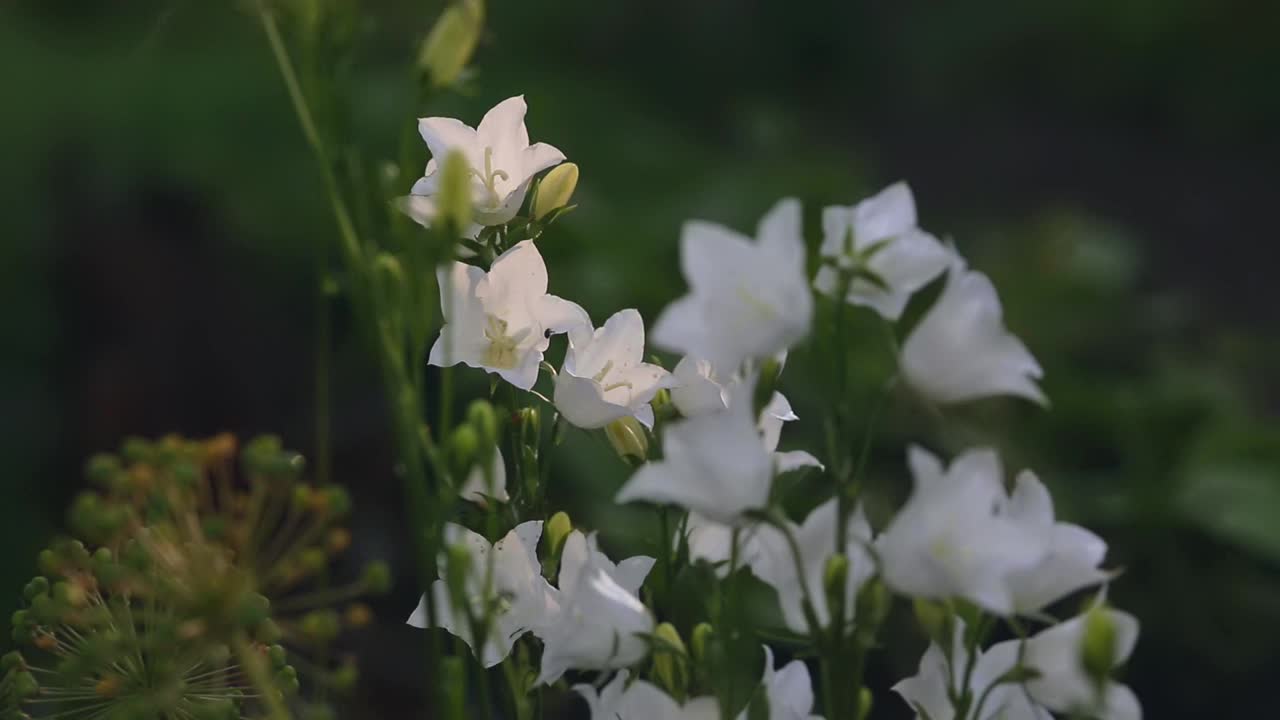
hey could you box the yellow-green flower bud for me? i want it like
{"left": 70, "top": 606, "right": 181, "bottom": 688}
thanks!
{"left": 823, "top": 553, "right": 849, "bottom": 624}
{"left": 418, "top": 0, "right": 484, "bottom": 89}
{"left": 690, "top": 622, "right": 714, "bottom": 664}
{"left": 438, "top": 149, "right": 473, "bottom": 232}
{"left": 1081, "top": 606, "right": 1118, "bottom": 683}
{"left": 652, "top": 622, "right": 688, "bottom": 696}
{"left": 467, "top": 399, "right": 499, "bottom": 448}
{"left": 856, "top": 687, "right": 874, "bottom": 720}
{"left": 545, "top": 511, "right": 573, "bottom": 562}
{"left": 533, "top": 162, "right": 579, "bottom": 220}
{"left": 449, "top": 425, "right": 480, "bottom": 479}
{"left": 605, "top": 416, "right": 649, "bottom": 465}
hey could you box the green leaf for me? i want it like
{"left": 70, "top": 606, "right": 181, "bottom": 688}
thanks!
{"left": 1179, "top": 463, "right": 1280, "bottom": 564}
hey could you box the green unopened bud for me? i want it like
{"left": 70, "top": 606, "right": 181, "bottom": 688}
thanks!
{"left": 300, "top": 611, "right": 341, "bottom": 643}
{"left": 1080, "top": 606, "right": 1118, "bottom": 683}
{"left": 855, "top": 578, "right": 891, "bottom": 631}
{"left": 276, "top": 664, "right": 300, "bottom": 695}
{"left": 856, "top": 687, "right": 874, "bottom": 720}
{"left": 533, "top": 162, "right": 579, "bottom": 220}
{"left": 437, "top": 150, "right": 473, "bottom": 232}
{"left": 361, "top": 562, "right": 393, "bottom": 595}
{"left": 518, "top": 406, "right": 541, "bottom": 442}
{"left": 418, "top": 0, "right": 484, "bottom": 89}
{"left": 2, "top": 651, "right": 25, "bottom": 671}
{"left": 467, "top": 400, "right": 499, "bottom": 448}
{"left": 85, "top": 453, "right": 122, "bottom": 486}
{"left": 652, "top": 622, "right": 687, "bottom": 696}
{"left": 268, "top": 644, "right": 288, "bottom": 670}
{"left": 545, "top": 511, "right": 573, "bottom": 562}
{"left": 690, "top": 622, "right": 714, "bottom": 663}
{"left": 235, "top": 594, "right": 271, "bottom": 628}
{"left": 822, "top": 553, "right": 849, "bottom": 625}
{"left": 256, "top": 619, "right": 283, "bottom": 644}
{"left": 913, "top": 598, "right": 952, "bottom": 649}
{"left": 445, "top": 543, "right": 473, "bottom": 610}
{"left": 605, "top": 416, "right": 649, "bottom": 465}
{"left": 23, "top": 577, "right": 49, "bottom": 601}
{"left": 320, "top": 485, "right": 352, "bottom": 516}
{"left": 331, "top": 660, "right": 359, "bottom": 693}
{"left": 449, "top": 425, "right": 480, "bottom": 478}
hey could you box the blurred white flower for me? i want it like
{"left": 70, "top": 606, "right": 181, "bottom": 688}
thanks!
{"left": 750, "top": 499, "right": 875, "bottom": 634}
{"left": 616, "top": 382, "right": 772, "bottom": 523}
{"left": 1018, "top": 608, "right": 1142, "bottom": 720}
{"left": 407, "top": 521, "right": 554, "bottom": 667}
{"left": 759, "top": 392, "right": 823, "bottom": 474}
{"left": 876, "top": 447, "right": 1048, "bottom": 614}
{"left": 900, "top": 252, "right": 1046, "bottom": 406}
{"left": 402, "top": 95, "right": 565, "bottom": 227}
{"left": 813, "top": 183, "right": 950, "bottom": 321}
{"left": 555, "top": 309, "right": 672, "bottom": 429}
{"left": 458, "top": 446, "right": 509, "bottom": 503}
{"left": 575, "top": 671, "right": 721, "bottom": 720}
{"left": 429, "top": 240, "right": 588, "bottom": 390}
{"left": 1004, "top": 470, "right": 1111, "bottom": 613}
{"left": 653, "top": 199, "right": 813, "bottom": 372}
{"left": 537, "top": 531, "right": 656, "bottom": 685}
{"left": 742, "top": 646, "right": 823, "bottom": 720}
{"left": 670, "top": 355, "right": 729, "bottom": 418}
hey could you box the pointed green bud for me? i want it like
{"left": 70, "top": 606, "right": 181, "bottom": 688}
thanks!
{"left": 235, "top": 593, "right": 271, "bottom": 628}
{"left": 448, "top": 425, "right": 480, "bottom": 481}
{"left": 438, "top": 149, "right": 473, "bottom": 233}
{"left": 467, "top": 400, "right": 499, "bottom": 449}
{"left": 361, "top": 562, "right": 392, "bottom": 595}
{"left": 652, "top": 622, "right": 687, "bottom": 696}
{"left": 418, "top": 0, "right": 484, "bottom": 89}
{"left": 822, "top": 553, "right": 849, "bottom": 625}
{"left": 913, "top": 598, "right": 952, "bottom": 649}
{"left": 1081, "top": 606, "right": 1118, "bottom": 683}
{"left": 533, "top": 162, "right": 579, "bottom": 220}
{"left": 545, "top": 511, "right": 573, "bottom": 562}
{"left": 268, "top": 644, "right": 288, "bottom": 670}
{"left": 518, "top": 406, "right": 541, "bottom": 442}
{"left": 690, "top": 622, "right": 714, "bottom": 664}
{"left": 605, "top": 416, "right": 649, "bottom": 465}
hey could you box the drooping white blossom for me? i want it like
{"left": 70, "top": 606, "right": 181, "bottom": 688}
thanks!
{"left": 750, "top": 499, "right": 876, "bottom": 634}
{"left": 554, "top": 309, "right": 672, "bottom": 429}
{"left": 813, "top": 183, "right": 951, "bottom": 321}
{"left": 876, "top": 447, "right": 1048, "bottom": 615}
{"left": 742, "top": 646, "right": 823, "bottom": 720}
{"left": 670, "top": 355, "right": 729, "bottom": 418}
{"left": 894, "top": 611, "right": 1141, "bottom": 720}
{"left": 402, "top": 95, "right": 565, "bottom": 227}
{"left": 900, "top": 252, "right": 1046, "bottom": 406}
{"left": 575, "top": 671, "right": 721, "bottom": 720}
{"left": 616, "top": 381, "right": 772, "bottom": 524}
{"left": 429, "top": 240, "right": 588, "bottom": 390}
{"left": 458, "top": 446, "right": 509, "bottom": 503}
{"left": 407, "top": 521, "right": 554, "bottom": 667}
{"left": 536, "top": 531, "right": 656, "bottom": 685}
{"left": 653, "top": 199, "right": 813, "bottom": 372}
{"left": 1003, "top": 470, "right": 1111, "bottom": 613}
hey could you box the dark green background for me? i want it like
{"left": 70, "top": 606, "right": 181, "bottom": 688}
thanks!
{"left": 2, "top": 1, "right": 1278, "bottom": 717}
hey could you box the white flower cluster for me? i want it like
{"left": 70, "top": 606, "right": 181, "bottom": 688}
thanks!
{"left": 401, "top": 96, "right": 1139, "bottom": 720}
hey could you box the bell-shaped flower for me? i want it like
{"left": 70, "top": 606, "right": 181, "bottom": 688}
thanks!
{"left": 813, "top": 183, "right": 951, "bottom": 320}
{"left": 876, "top": 446, "right": 1048, "bottom": 615}
{"left": 554, "top": 309, "right": 672, "bottom": 429}
{"left": 759, "top": 392, "right": 823, "bottom": 474}
{"left": 406, "top": 521, "right": 554, "bottom": 667}
{"left": 575, "top": 671, "right": 721, "bottom": 720}
{"left": 749, "top": 499, "right": 876, "bottom": 634}
{"left": 1004, "top": 471, "right": 1111, "bottom": 613}
{"left": 652, "top": 199, "right": 813, "bottom": 372}
{"left": 900, "top": 252, "right": 1046, "bottom": 406}
{"left": 429, "top": 240, "right": 588, "bottom": 390}
{"left": 536, "top": 531, "right": 656, "bottom": 685}
{"left": 741, "top": 646, "right": 823, "bottom": 720}
{"left": 616, "top": 381, "right": 772, "bottom": 524}
{"left": 1017, "top": 608, "right": 1141, "bottom": 720}
{"left": 459, "top": 446, "right": 509, "bottom": 504}
{"left": 670, "top": 355, "right": 729, "bottom": 418}
{"left": 893, "top": 620, "right": 1049, "bottom": 720}
{"left": 403, "top": 95, "right": 566, "bottom": 227}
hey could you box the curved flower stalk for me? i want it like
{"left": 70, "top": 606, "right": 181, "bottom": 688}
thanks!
{"left": 536, "top": 531, "right": 656, "bottom": 685}
{"left": 894, "top": 610, "right": 1141, "bottom": 720}
{"left": 554, "top": 308, "right": 672, "bottom": 429}
{"left": 407, "top": 521, "right": 554, "bottom": 667}
{"left": 876, "top": 446, "right": 1049, "bottom": 615}
{"left": 653, "top": 199, "right": 813, "bottom": 373}
{"left": 813, "top": 182, "right": 951, "bottom": 321}
{"left": 900, "top": 251, "right": 1046, "bottom": 406}
{"left": 575, "top": 671, "right": 721, "bottom": 720}
{"left": 430, "top": 240, "right": 589, "bottom": 390}
{"left": 401, "top": 95, "right": 566, "bottom": 228}
{"left": 749, "top": 500, "right": 876, "bottom": 635}
{"left": 616, "top": 381, "right": 773, "bottom": 524}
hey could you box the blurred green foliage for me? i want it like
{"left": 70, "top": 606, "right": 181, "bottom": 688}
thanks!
{"left": 1, "top": 1, "right": 1277, "bottom": 718}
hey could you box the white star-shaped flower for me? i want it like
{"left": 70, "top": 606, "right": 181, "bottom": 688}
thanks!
{"left": 554, "top": 309, "right": 672, "bottom": 429}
